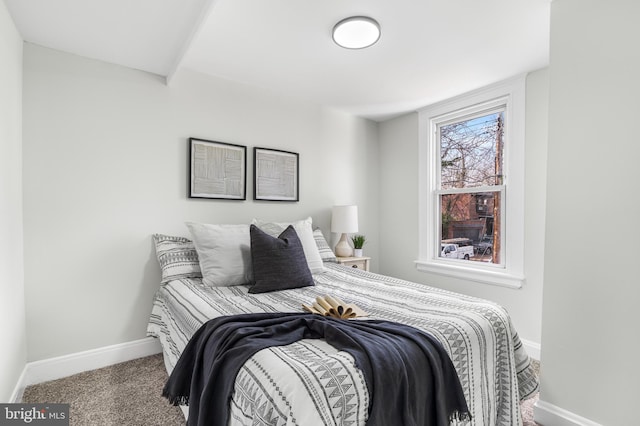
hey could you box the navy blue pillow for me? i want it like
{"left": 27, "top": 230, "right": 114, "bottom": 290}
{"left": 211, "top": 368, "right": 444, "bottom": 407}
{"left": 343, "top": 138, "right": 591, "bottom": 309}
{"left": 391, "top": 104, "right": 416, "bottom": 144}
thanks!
{"left": 249, "top": 224, "right": 315, "bottom": 294}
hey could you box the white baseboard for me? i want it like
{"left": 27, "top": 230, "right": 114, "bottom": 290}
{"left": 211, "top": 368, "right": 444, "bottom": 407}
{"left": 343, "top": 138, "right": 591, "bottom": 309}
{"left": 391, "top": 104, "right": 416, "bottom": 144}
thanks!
{"left": 534, "top": 399, "right": 603, "bottom": 426}
{"left": 521, "top": 338, "right": 541, "bottom": 361}
{"left": 9, "top": 366, "right": 28, "bottom": 403}
{"left": 12, "top": 337, "right": 161, "bottom": 402}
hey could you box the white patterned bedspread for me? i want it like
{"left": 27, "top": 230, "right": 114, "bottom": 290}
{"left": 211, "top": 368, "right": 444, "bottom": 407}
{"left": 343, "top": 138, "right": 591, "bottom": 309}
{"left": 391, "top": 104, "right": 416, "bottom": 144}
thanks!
{"left": 147, "top": 263, "right": 538, "bottom": 426}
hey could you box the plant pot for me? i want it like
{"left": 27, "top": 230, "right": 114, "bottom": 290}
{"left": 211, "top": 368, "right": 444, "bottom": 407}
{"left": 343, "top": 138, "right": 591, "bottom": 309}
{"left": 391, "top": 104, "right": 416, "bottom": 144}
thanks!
{"left": 353, "top": 249, "right": 363, "bottom": 257}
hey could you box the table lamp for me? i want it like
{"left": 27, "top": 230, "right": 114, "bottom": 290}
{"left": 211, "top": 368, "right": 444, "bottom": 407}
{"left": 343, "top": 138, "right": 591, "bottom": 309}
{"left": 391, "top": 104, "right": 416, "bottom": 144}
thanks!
{"left": 331, "top": 205, "right": 358, "bottom": 257}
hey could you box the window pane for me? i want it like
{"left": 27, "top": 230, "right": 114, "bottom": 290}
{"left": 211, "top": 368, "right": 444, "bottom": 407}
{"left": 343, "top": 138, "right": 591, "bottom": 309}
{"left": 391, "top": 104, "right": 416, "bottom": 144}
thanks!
{"left": 440, "top": 112, "right": 504, "bottom": 190}
{"left": 440, "top": 191, "right": 502, "bottom": 264}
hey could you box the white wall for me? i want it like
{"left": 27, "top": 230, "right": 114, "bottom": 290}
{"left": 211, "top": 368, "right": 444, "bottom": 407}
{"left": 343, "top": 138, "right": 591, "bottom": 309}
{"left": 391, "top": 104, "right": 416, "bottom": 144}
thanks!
{"left": 377, "top": 69, "right": 548, "bottom": 348}
{"left": 22, "top": 43, "right": 379, "bottom": 362}
{"left": 538, "top": 0, "right": 640, "bottom": 424}
{"left": 0, "top": 1, "right": 26, "bottom": 401}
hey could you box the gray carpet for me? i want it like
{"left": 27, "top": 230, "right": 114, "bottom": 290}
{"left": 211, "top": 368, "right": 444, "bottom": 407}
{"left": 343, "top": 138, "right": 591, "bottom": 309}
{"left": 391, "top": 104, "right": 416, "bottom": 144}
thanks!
{"left": 22, "top": 353, "right": 540, "bottom": 425}
{"left": 22, "top": 354, "right": 184, "bottom": 425}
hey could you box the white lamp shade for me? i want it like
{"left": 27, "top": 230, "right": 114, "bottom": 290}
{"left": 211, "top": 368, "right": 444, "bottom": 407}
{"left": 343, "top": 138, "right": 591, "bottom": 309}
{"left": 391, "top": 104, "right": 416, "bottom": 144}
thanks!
{"left": 331, "top": 205, "right": 359, "bottom": 233}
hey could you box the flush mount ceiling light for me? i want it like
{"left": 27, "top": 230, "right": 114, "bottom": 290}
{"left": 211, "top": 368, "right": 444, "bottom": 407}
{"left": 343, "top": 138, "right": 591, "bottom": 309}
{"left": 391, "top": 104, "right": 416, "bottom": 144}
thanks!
{"left": 332, "top": 16, "right": 381, "bottom": 49}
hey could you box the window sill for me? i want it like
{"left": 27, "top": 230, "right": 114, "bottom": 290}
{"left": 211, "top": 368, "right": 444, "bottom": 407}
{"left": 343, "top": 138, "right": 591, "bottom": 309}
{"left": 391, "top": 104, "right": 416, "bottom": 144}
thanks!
{"left": 414, "top": 260, "right": 524, "bottom": 289}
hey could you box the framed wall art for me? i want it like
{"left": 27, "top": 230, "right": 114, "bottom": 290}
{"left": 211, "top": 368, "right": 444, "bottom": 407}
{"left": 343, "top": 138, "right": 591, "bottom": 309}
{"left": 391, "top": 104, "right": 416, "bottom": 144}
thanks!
{"left": 189, "top": 138, "right": 246, "bottom": 200}
{"left": 253, "top": 147, "right": 299, "bottom": 201}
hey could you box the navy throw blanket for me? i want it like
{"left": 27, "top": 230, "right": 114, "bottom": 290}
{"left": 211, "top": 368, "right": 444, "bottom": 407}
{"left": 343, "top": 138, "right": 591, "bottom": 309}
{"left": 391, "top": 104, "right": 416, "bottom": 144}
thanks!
{"left": 163, "top": 312, "right": 470, "bottom": 426}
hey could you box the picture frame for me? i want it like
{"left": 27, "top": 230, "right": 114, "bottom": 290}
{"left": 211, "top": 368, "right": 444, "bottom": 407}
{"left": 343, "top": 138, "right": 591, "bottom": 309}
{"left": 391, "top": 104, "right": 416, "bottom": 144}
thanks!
{"left": 189, "top": 138, "right": 246, "bottom": 200}
{"left": 253, "top": 147, "right": 299, "bottom": 201}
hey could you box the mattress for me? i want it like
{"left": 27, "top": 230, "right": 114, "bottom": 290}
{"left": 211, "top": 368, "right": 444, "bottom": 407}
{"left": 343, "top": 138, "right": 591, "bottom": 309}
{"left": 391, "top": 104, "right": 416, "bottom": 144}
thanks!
{"left": 147, "top": 262, "right": 538, "bottom": 425}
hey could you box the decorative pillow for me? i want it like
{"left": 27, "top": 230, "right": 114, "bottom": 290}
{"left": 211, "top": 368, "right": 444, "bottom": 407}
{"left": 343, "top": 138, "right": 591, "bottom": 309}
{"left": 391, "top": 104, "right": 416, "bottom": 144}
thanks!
{"left": 249, "top": 224, "right": 314, "bottom": 294}
{"left": 251, "top": 217, "right": 324, "bottom": 273}
{"left": 152, "top": 234, "right": 202, "bottom": 283}
{"left": 313, "top": 228, "right": 337, "bottom": 262}
{"left": 185, "top": 222, "right": 252, "bottom": 287}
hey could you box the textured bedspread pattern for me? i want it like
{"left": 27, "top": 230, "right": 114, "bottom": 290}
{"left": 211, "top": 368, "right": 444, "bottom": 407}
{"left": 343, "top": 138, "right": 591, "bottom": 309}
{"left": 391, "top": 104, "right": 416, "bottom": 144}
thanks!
{"left": 163, "top": 313, "right": 471, "bottom": 426}
{"left": 148, "top": 263, "right": 539, "bottom": 426}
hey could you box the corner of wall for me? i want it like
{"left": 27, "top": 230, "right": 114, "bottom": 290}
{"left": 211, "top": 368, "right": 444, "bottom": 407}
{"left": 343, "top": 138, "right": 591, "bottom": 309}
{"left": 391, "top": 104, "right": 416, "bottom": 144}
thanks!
{"left": 0, "top": 0, "right": 27, "bottom": 404}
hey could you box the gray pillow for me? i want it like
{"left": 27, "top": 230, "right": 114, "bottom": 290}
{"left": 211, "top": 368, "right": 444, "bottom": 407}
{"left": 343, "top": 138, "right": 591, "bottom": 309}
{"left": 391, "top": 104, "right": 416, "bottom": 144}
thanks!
{"left": 249, "top": 224, "right": 314, "bottom": 294}
{"left": 313, "top": 228, "right": 337, "bottom": 263}
{"left": 185, "top": 222, "right": 252, "bottom": 287}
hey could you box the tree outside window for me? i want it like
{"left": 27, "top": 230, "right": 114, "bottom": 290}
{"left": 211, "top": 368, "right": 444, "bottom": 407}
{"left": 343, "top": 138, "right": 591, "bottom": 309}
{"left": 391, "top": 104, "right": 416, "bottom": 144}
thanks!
{"left": 438, "top": 111, "right": 504, "bottom": 264}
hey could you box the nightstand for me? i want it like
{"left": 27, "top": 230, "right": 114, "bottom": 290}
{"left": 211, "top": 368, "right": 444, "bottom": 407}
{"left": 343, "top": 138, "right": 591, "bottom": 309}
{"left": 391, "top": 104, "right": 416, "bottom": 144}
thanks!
{"left": 335, "top": 256, "right": 371, "bottom": 272}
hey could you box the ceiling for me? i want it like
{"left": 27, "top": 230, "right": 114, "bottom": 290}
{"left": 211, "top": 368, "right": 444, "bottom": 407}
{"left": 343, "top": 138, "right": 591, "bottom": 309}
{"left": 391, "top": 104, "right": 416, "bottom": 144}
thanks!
{"left": 4, "top": 0, "right": 550, "bottom": 121}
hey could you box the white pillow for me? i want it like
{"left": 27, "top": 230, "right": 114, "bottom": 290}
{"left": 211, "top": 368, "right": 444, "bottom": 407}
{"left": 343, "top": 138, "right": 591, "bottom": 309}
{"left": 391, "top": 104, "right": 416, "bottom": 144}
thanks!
{"left": 251, "top": 217, "right": 324, "bottom": 274}
{"left": 185, "top": 222, "right": 252, "bottom": 286}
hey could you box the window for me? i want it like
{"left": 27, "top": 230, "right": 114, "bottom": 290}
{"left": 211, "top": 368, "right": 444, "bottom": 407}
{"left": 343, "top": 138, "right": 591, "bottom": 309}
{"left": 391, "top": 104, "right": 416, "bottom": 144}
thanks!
{"left": 439, "top": 111, "right": 504, "bottom": 264}
{"left": 417, "top": 76, "right": 525, "bottom": 288}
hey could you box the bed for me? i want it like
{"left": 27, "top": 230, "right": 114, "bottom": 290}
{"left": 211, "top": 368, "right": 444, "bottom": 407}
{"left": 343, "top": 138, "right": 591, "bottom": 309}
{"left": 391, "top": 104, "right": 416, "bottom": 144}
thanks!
{"left": 147, "top": 222, "right": 538, "bottom": 426}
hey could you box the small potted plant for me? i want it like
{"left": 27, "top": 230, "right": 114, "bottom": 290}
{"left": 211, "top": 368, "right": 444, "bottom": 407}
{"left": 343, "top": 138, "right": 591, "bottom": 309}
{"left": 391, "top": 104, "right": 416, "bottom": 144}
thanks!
{"left": 350, "top": 234, "right": 366, "bottom": 257}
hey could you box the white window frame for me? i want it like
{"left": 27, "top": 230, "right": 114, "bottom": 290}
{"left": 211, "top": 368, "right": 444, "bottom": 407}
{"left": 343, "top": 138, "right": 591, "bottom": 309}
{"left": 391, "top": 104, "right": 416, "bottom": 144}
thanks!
{"left": 416, "top": 75, "right": 526, "bottom": 288}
